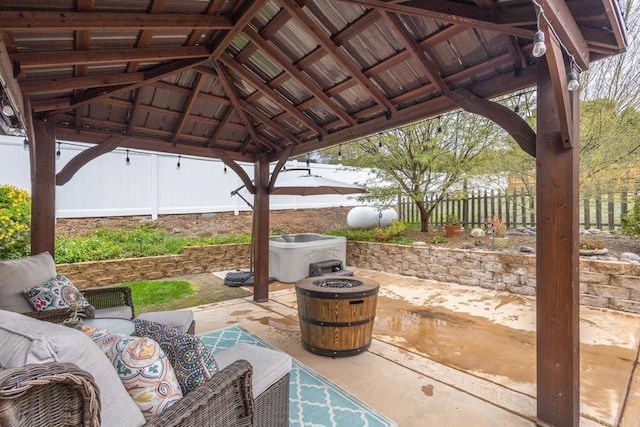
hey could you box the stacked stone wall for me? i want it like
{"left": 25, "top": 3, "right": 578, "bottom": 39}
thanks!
{"left": 54, "top": 241, "right": 640, "bottom": 314}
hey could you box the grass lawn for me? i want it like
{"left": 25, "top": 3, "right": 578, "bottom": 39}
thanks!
{"left": 115, "top": 274, "right": 250, "bottom": 314}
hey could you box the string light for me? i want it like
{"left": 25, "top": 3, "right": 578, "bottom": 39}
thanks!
{"left": 125, "top": 149, "right": 130, "bottom": 166}
{"left": 567, "top": 69, "right": 580, "bottom": 91}
{"left": 23, "top": 138, "right": 28, "bottom": 150}
{"left": 338, "top": 144, "right": 342, "bottom": 160}
{"left": 223, "top": 164, "right": 227, "bottom": 174}
{"left": 56, "top": 142, "right": 61, "bottom": 159}
{"left": 531, "top": 0, "right": 582, "bottom": 92}
{"left": 514, "top": 93, "right": 521, "bottom": 113}
{"left": 176, "top": 155, "right": 181, "bottom": 170}
{"left": 378, "top": 133, "right": 383, "bottom": 148}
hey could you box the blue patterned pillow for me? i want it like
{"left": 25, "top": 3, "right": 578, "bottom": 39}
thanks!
{"left": 133, "top": 319, "right": 218, "bottom": 395}
{"left": 23, "top": 275, "right": 92, "bottom": 312}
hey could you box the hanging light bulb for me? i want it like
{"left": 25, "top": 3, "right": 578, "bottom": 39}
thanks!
{"left": 23, "top": 138, "right": 28, "bottom": 150}
{"left": 338, "top": 144, "right": 342, "bottom": 160}
{"left": 1, "top": 98, "right": 15, "bottom": 117}
{"left": 223, "top": 165, "right": 227, "bottom": 174}
{"left": 56, "top": 142, "right": 61, "bottom": 159}
{"left": 567, "top": 71, "right": 580, "bottom": 91}
{"left": 125, "top": 149, "right": 130, "bottom": 166}
{"left": 306, "top": 156, "right": 310, "bottom": 167}
{"left": 532, "top": 30, "right": 546, "bottom": 57}
{"left": 176, "top": 155, "right": 181, "bottom": 170}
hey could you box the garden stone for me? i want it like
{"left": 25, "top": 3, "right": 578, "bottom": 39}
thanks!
{"left": 470, "top": 228, "right": 485, "bottom": 237}
{"left": 620, "top": 252, "right": 640, "bottom": 263}
{"left": 412, "top": 241, "right": 427, "bottom": 246}
{"left": 520, "top": 246, "right": 535, "bottom": 253}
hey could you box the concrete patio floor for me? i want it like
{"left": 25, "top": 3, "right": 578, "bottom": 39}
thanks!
{"left": 191, "top": 268, "right": 640, "bottom": 427}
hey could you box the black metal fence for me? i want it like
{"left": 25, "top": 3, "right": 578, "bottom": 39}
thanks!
{"left": 397, "top": 188, "right": 639, "bottom": 230}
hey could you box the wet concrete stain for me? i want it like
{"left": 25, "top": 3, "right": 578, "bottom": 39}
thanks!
{"left": 422, "top": 384, "right": 434, "bottom": 397}
{"left": 371, "top": 293, "right": 638, "bottom": 421}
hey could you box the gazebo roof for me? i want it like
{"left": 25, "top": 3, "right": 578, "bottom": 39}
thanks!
{"left": 0, "top": 0, "right": 627, "bottom": 162}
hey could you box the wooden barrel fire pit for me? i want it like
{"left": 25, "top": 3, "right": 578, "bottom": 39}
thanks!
{"left": 295, "top": 276, "right": 379, "bottom": 357}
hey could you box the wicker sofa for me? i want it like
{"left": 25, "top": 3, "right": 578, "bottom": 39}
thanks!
{"left": 0, "top": 253, "right": 292, "bottom": 426}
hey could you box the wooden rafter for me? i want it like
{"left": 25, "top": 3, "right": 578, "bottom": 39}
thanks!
{"left": 21, "top": 73, "right": 146, "bottom": 95}
{"left": 171, "top": 73, "right": 205, "bottom": 147}
{"left": 219, "top": 52, "right": 325, "bottom": 137}
{"left": 380, "top": 11, "right": 450, "bottom": 94}
{"left": 337, "top": 0, "right": 535, "bottom": 39}
{"left": 126, "top": 0, "right": 169, "bottom": 73}
{"left": 241, "top": 27, "right": 355, "bottom": 127}
{"left": 540, "top": 20, "right": 574, "bottom": 148}
{"left": 207, "top": 105, "right": 235, "bottom": 149}
{"left": 238, "top": 98, "right": 302, "bottom": 145}
{"left": 210, "top": 0, "right": 268, "bottom": 59}
{"left": 213, "top": 63, "right": 268, "bottom": 153}
{"left": 36, "top": 58, "right": 206, "bottom": 114}
{"left": 281, "top": 0, "right": 397, "bottom": 116}
{"left": 13, "top": 46, "right": 210, "bottom": 69}
{"left": 537, "top": 0, "right": 589, "bottom": 70}
{"left": 0, "top": 11, "right": 232, "bottom": 32}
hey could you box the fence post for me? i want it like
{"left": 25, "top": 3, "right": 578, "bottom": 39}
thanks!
{"left": 608, "top": 193, "right": 615, "bottom": 230}
{"left": 595, "top": 194, "right": 602, "bottom": 229}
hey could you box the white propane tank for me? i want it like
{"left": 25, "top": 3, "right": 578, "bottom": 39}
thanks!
{"left": 347, "top": 206, "right": 380, "bottom": 229}
{"left": 378, "top": 208, "right": 398, "bottom": 227}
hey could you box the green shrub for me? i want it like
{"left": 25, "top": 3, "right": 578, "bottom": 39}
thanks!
{"left": 0, "top": 185, "right": 31, "bottom": 260}
{"left": 430, "top": 236, "right": 447, "bottom": 244}
{"left": 55, "top": 225, "right": 252, "bottom": 263}
{"left": 621, "top": 202, "right": 640, "bottom": 237}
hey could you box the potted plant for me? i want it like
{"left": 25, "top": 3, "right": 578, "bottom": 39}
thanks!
{"left": 492, "top": 216, "right": 508, "bottom": 249}
{"left": 63, "top": 291, "right": 87, "bottom": 327}
{"left": 444, "top": 214, "right": 463, "bottom": 237}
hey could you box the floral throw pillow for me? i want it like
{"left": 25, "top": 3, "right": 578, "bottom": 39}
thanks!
{"left": 23, "top": 275, "right": 91, "bottom": 312}
{"left": 80, "top": 325, "right": 183, "bottom": 420}
{"left": 133, "top": 319, "right": 219, "bottom": 395}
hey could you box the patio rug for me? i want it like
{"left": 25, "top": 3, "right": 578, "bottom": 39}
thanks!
{"left": 199, "top": 325, "right": 396, "bottom": 427}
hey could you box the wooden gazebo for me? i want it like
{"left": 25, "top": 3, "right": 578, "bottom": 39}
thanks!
{"left": 0, "top": 1, "right": 627, "bottom": 425}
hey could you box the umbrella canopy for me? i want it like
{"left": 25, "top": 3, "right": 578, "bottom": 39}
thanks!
{"left": 271, "top": 170, "right": 367, "bottom": 196}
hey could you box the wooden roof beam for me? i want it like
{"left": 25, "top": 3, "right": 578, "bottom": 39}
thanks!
{"left": 238, "top": 98, "right": 302, "bottom": 146}
{"left": 21, "top": 72, "right": 146, "bottom": 94}
{"left": 380, "top": 11, "right": 450, "bottom": 94}
{"left": 171, "top": 73, "right": 205, "bottom": 147}
{"left": 219, "top": 52, "right": 326, "bottom": 137}
{"left": 207, "top": 105, "right": 235, "bottom": 148}
{"left": 337, "top": 0, "right": 534, "bottom": 38}
{"left": 213, "top": 63, "right": 273, "bottom": 154}
{"left": 37, "top": 58, "right": 206, "bottom": 115}
{"left": 126, "top": 0, "right": 170, "bottom": 73}
{"left": 210, "top": 0, "right": 268, "bottom": 59}
{"left": 0, "top": 11, "right": 232, "bottom": 31}
{"left": 13, "top": 46, "right": 210, "bottom": 69}
{"left": 242, "top": 27, "right": 355, "bottom": 127}
{"left": 540, "top": 20, "right": 575, "bottom": 148}
{"left": 281, "top": 0, "right": 397, "bottom": 116}
{"left": 537, "top": 0, "right": 589, "bottom": 70}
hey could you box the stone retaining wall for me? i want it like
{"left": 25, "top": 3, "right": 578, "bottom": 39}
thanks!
{"left": 56, "top": 241, "right": 640, "bottom": 314}
{"left": 347, "top": 241, "right": 640, "bottom": 314}
{"left": 57, "top": 244, "right": 250, "bottom": 288}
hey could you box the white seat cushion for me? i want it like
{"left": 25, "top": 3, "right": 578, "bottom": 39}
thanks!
{"left": 214, "top": 342, "right": 292, "bottom": 396}
{"left": 95, "top": 305, "right": 134, "bottom": 319}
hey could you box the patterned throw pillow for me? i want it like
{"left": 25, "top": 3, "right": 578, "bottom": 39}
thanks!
{"left": 80, "top": 325, "right": 183, "bottom": 420}
{"left": 133, "top": 319, "right": 219, "bottom": 395}
{"left": 23, "top": 275, "right": 92, "bottom": 311}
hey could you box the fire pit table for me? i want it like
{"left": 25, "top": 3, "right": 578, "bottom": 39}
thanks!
{"left": 295, "top": 276, "right": 379, "bottom": 357}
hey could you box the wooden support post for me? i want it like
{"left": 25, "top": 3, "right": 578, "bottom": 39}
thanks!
{"left": 536, "top": 57, "right": 580, "bottom": 426}
{"left": 30, "top": 120, "right": 57, "bottom": 256}
{"left": 252, "top": 157, "right": 270, "bottom": 302}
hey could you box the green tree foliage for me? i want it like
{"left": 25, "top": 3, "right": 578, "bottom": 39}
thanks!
{"left": 0, "top": 185, "right": 31, "bottom": 260}
{"left": 336, "top": 112, "right": 501, "bottom": 231}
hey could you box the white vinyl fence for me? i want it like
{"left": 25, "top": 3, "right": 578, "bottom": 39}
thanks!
{"left": 0, "top": 136, "right": 372, "bottom": 219}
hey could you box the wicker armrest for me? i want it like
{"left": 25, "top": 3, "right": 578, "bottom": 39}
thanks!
{"left": 0, "top": 362, "right": 101, "bottom": 427}
{"left": 22, "top": 305, "right": 96, "bottom": 324}
{"left": 84, "top": 287, "right": 135, "bottom": 318}
{"left": 146, "top": 359, "right": 254, "bottom": 427}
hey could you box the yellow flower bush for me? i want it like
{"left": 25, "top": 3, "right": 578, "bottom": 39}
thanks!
{"left": 0, "top": 184, "right": 31, "bottom": 259}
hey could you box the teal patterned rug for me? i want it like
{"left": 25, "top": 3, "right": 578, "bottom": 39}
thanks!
{"left": 200, "top": 325, "right": 396, "bottom": 427}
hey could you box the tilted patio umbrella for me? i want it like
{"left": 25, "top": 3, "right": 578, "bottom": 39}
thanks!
{"left": 270, "top": 169, "right": 367, "bottom": 196}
